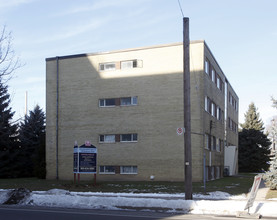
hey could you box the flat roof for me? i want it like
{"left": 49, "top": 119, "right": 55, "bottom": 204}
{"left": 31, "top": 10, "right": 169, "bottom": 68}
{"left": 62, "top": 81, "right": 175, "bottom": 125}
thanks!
{"left": 45, "top": 40, "right": 205, "bottom": 61}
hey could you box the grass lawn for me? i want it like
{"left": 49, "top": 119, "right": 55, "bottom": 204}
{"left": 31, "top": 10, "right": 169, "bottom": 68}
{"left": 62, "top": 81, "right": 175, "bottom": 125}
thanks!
{"left": 0, "top": 174, "right": 257, "bottom": 196}
{"left": 266, "top": 189, "right": 277, "bottom": 199}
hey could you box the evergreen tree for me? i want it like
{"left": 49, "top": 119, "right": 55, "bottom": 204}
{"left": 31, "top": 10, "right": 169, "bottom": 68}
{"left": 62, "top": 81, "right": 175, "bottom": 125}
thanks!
{"left": 263, "top": 152, "right": 277, "bottom": 189}
{"left": 0, "top": 78, "right": 18, "bottom": 178}
{"left": 239, "top": 102, "right": 271, "bottom": 172}
{"left": 263, "top": 98, "right": 277, "bottom": 189}
{"left": 18, "top": 105, "right": 46, "bottom": 178}
{"left": 240, "top": 102, "right": 264, "bottom": 131}
{"left": 239, "top": 129, "right": 271, "bottom": 172}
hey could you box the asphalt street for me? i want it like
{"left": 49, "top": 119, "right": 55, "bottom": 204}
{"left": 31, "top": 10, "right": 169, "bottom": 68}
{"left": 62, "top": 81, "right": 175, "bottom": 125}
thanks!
{"left": 0, "top": 205, "right": 272, "bottom": 220}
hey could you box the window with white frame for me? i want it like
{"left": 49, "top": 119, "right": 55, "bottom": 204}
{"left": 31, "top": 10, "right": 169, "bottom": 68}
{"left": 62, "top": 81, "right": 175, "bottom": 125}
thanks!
{"left": 217, "top": 76, "right": 223, "bottom": 91}
{"left": 120, "top": 166, "right": 138, "bottom": 174}
{"left": 205, "top": 134, "right": 211, "bottom": 150}
{"left": 99, "top": 62, "right": 116, "bottom": 71}
{"left": 212, "top": 136, "right": 216, "bottom": 151}
{"left": 120, "top": 96, "right": 138, "bottom": 106}
{"left": 212, "top": 69, "right": 216, "bottom": 82}
{"left": 120, "top": 134, "right": 138, "bottom": 142}
{"left": 121, "top": 60, "right": 140, "bottom": 69}
{"left": 216, "top": 166, "right": 220, "bottom": 179}
{"left": 99, "top": 98, "right": 116, "bottom": 107}
{"left": 99, "top": 135, "right": 115, "bottom": 143}
{"left": 205, "top": 59, "right": 209, "bottom": 75}
{"left": 99, "top": 166, "right": 115, "bottom": 174}
{"left": 216, "top": 106, "right": 220, "bottom": 120}
{"left": 216, "top": 138, "right": 220, "bottom": 152}
{"left": 211, "top": 102, "right": 216, "bottom": 117}
{"left": 211, "top": 166, "right": 215, "bottom": 180}
{"left": 205, "top": 96, "right": 211, "bottom": 113}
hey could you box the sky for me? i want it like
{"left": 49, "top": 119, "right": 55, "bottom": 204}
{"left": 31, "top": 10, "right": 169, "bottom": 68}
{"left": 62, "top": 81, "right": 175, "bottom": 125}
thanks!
{"left": 0, "top": 0, "right": 276, "bottom": 125}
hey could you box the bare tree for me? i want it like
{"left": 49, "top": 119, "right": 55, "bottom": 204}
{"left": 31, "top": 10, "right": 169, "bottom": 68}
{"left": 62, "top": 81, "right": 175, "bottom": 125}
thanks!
{"left": 0, "top": 25, "right": 21, "bottom": 81}
{"left": 272, "top": 96, "right": 277, "bottom": 109}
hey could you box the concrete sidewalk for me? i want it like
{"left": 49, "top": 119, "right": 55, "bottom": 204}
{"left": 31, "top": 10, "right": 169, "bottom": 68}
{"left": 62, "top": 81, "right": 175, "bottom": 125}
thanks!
{"left": 253, "top": 179, "right": 269, "bottom": 201}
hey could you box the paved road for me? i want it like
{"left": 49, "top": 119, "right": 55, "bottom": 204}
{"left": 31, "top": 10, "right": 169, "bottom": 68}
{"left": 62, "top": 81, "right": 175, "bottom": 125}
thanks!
{"left": 0, "top": 205, "right": 271, "bottom": 220}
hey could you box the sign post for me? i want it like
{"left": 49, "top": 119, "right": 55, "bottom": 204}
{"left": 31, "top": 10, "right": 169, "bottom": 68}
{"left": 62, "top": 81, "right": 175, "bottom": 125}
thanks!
{"left": 237, "top": 175, "right": 262, "bottom": 218}
{"left": 73, "top": 141, "right": 97, "bottom": 185}
{"left": 244, "top": 175, "right": 262, "bottom": 211}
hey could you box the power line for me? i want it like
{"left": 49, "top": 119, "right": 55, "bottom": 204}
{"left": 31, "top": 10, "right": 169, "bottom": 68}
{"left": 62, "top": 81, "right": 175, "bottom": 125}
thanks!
{"left": 177, "top": 0, "right": 184, "bottom": 17}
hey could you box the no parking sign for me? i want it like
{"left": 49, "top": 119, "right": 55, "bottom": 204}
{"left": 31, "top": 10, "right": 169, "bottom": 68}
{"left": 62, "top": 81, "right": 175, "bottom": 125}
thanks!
{"left": 176, "top": 127, "right": 185, "bottom": 135}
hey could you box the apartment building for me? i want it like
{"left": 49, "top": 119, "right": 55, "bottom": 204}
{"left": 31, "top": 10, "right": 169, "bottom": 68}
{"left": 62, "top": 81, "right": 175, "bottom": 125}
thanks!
{"left": 46, "top": 41, "right": 239, "bottom": 182}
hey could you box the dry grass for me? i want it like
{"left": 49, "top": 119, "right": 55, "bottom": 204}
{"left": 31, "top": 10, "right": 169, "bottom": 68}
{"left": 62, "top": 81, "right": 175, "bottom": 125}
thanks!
{"left": 266, "top": 189, "right": 277, "bottom": 199}
{"left": 0, "top": 174, "right": 257, "bottom": 196}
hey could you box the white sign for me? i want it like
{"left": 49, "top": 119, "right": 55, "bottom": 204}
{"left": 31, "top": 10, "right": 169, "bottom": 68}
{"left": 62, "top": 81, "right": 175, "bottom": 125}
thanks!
{"left": 176, "top": 127, "right": 184, "bottom": 135}
{"left": 244, "top": 175, "right": 262, "bottom": 210}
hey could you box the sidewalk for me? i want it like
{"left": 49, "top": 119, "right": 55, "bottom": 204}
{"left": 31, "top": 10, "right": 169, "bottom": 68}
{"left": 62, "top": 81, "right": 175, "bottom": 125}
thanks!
{"left": 1, "top": 183, "right": 276, "bottom": 218}
{"left": 255, "top": 179, "right": 269, "bottom": 201}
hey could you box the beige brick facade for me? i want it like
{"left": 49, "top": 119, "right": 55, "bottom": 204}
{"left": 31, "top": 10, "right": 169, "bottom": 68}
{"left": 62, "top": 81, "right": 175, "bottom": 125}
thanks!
{"left": 46, "top": 41, "right": 238, "bottom": 182}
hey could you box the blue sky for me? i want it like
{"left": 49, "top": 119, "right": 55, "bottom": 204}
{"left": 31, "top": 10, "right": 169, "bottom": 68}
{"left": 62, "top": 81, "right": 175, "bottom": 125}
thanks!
{"left": 0, "top": 0, "right": 276, "bottom": 125}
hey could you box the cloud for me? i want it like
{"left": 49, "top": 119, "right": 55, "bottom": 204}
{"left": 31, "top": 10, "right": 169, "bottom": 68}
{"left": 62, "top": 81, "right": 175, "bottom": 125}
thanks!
{"left": 52, "top": 0, "right": 148, "bottom": 17}
{"left": 23, "top": 76, "right": 44, "bottom": 84}
{"left": 35, "top": 17, "right": 110, "bottom": 44}
{"left": 0, "top": 0, "right": 36, "bottom": 9}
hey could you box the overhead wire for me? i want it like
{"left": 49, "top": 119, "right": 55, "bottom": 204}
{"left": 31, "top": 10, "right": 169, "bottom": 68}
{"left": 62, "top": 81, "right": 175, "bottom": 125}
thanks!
{"left": 177, "top": 0, "right": 184, "bottom": 17}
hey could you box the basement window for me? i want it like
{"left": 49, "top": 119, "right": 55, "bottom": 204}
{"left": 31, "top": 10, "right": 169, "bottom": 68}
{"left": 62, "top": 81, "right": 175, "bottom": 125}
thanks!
{"left": 120, "top": 134, "right": 138, "bottom": 142}
{"left": 120, "top": 166, "right": 138, "bottom": 174}
{"left": 120, "top": 96, "right": 138, "bottom": 106}
{"left": 99, "top": 166, "right": 115, "bottom": 174}
{"left": 99, "top": 98, "right": 116, "bottom": 107}
{"left": 99, "top": 135, "right": 115, "bottom": 143}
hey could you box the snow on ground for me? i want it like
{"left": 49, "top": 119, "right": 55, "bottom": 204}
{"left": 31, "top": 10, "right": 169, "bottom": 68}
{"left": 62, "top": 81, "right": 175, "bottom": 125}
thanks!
{"left": 0, "top": 189, "right": 277, "bottom": 217}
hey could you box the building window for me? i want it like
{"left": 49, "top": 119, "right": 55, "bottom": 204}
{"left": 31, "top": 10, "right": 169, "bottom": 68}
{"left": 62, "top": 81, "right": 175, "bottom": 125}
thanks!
{"left": 216, "top": 166, "right": 220, "bottom": 179}
{"left": 212, "top": 136, "right": 216, "bottom": 151}
{"left": 120, "top": 96, "right": 138, "bottom": 106}
{"left": 216, "top": 138, "right": 221, "bottom": 152}
{"left": 120, "top": 166, "right": 138, "bottom": 174}
{"left": 211, "top": 102, "right": 216, "bottom": 117}
{"left": 217, "top": 75, "right": 223, "bottom": 91}
{"left": 217, "top": 107, "right": 224, "bottom": 122}
{"left": 205, "top": 59, "right": 209, "bottom": 75}
{"left": 99, "top": 135, "right": 115, "bottom": 143}
{"left": 205, "top": 96, "right": 211, "bottom": 113}
{"left": 216, "top": 106, "right": 221, "bottom": 120}
{"left": 211, "top": 166, "right": 215, "bottom": 180}
{"left": 99, "top": 98, "right": 116, "bottom": 107}
{"left": 212, "top": 69, "right": 216, "bottom": 83}
{"left": 121, "top": 60, "right": 141, "bottom": 69}
{"left": 99, "top": 166, "right": 115, "bottom": 174}
{"left": 205, "top": 133, "right": 211, "bottom": 150}
{"left": 120, "top": 134, "right": 138, "bottom": 142}
{"left": 99, "top": 62, "right": 116, "bottom": 71}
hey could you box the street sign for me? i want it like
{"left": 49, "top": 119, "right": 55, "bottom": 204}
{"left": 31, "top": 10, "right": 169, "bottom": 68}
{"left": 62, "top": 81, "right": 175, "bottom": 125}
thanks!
{"left": 244, "top": 175, "right": 262, "bottom": 210}
{"left": 177, "top": 127, "right": 184, "bottom": 135}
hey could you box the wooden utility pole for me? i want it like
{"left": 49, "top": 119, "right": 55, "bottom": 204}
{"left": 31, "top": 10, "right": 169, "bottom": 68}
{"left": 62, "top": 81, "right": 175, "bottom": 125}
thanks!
{"left": 183, "top": 17, "right": 192, "bottom": 200}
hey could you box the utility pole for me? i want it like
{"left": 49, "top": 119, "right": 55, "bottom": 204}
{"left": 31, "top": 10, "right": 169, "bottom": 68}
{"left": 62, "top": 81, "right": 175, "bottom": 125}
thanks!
{"left": 183, "top": 17, "right": 192, "bottom": 200}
